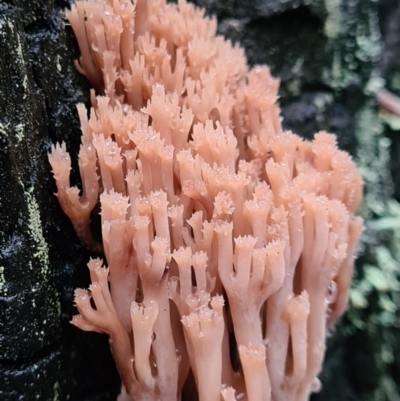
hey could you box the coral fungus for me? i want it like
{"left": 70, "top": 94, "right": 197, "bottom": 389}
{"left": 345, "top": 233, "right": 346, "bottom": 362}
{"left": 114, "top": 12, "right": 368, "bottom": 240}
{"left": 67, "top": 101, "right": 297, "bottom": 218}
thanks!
{"left": 49, "top": 0, "right": 364, "bottom": 400}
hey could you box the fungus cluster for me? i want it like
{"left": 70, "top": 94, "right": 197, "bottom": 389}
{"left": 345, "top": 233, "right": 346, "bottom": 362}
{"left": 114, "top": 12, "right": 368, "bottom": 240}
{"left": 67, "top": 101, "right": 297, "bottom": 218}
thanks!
{"left": 49, "top": 0, "right": 364, "bottom": 400}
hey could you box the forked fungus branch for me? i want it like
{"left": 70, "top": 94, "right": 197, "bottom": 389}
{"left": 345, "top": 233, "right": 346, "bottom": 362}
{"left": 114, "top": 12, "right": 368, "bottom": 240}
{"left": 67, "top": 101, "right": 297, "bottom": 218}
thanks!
{"left": 48, "top": 0, "right": 364, "bottom": 400}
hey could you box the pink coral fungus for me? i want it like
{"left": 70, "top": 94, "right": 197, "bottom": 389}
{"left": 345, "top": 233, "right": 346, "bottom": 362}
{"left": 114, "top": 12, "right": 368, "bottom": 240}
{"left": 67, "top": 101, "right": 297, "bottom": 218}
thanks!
{"left": 48, "top": 0, "right": 364, "bottom": 400}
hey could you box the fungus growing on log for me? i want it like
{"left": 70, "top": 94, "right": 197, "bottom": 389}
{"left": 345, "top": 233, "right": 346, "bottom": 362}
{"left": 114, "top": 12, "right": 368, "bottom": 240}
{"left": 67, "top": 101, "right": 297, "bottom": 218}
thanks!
{"left": 49, "top": 0, "right": 364, "bottom": 399}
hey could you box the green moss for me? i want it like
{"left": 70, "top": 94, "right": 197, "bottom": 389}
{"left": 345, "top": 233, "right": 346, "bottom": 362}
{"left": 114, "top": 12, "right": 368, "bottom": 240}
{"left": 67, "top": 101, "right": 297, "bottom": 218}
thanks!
{"left": 355, "top": 106, "right": 390, "bottom": 215}
{"left": 322, "top": 47, "right": 359, "bottom": 90}
{"left": 356, "top": 34, "right": 381, "bottom": 63}
{"left": 355, "top": 10, "right": 381, "bottom": 64}
{"left": 0, "top": 121, "right": 6, "bottom": 136}
{"left": 25, "top": 186, "right": 50, "bottom": 276}
{"left": 388, "top": 73, "right": 400, "bottom": 92}
{"left": 22, "top": 73, "right": 28, "bottom": 99}
{"left": 343, "top": 98, "right": 400, "bottom": 399}
{"left": 0, "top": 265, "right": 6, "bottom": 295}
{"left": 52, "top": 382, "right": 60, "bottom": 401}
{"left": 15, "top": 122, "right": 24, "bottom": 142}
{"left": 7, "top": 20, "right": 24, "bottom": 62}
{"left": 324, "top": 0, "right": 342, "bottom": 40}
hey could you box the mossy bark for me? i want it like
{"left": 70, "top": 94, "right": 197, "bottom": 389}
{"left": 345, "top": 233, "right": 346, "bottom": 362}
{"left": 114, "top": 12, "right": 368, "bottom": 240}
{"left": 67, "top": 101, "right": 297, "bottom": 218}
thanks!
{"left": 0, "top": 1, "right": 119, "bottom": 400}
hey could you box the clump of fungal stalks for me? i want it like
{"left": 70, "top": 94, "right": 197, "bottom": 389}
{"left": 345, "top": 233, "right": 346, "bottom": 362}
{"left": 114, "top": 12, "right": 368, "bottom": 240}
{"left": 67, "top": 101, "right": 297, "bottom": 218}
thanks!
{"left": 49, "top": 0, "right": 364, "bottom": 400}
